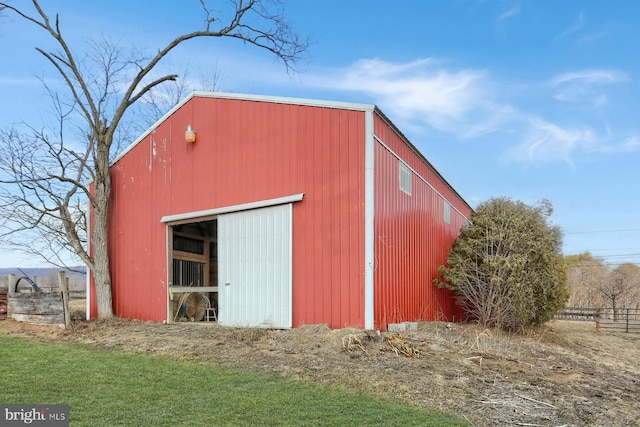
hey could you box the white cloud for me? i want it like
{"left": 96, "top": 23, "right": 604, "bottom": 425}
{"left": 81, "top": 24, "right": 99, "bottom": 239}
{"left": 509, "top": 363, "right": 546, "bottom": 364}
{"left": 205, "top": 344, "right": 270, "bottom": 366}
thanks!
{"left": 457, "top": 102, "right": 516, "bottom": 139}
{"left": 555, "top": 12, "right": 586, "bottom": 40}
{"left": 497, "top": 5, "right": 521, "bottom": 21}
{"left": 622, "top": 136, "right": 640, "bottom": 150}
{"left": 550, "top": 70, "right": 628, "bottom": 86}
{"left": 506, "top": 118, "right": 595, "bottom": 165}
{"left": 578, "top": 31, "right": 611, "bottom": 45}
{"left": 302, "top": 58, "right": 639, "bottom": 166}
{"left": 306, "top": 58, "right": 491, "bottom": 133}
{"left": 597, "top": 136, "right": 640, "bottom": 153}
{"left": 549, "top": 70, "right": 628, "bottom": 108}
{"left": 554, "top": 12, "right": 611, "bottom": 45}
{"left": 505, "top": 118, "right": 640, "bottom": 164}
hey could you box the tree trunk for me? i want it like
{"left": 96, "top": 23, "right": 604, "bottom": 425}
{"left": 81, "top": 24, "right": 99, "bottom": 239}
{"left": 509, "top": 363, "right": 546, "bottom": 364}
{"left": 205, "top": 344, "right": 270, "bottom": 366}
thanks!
{"left": 92, "top": 136, "right": 114, "bottom": 318}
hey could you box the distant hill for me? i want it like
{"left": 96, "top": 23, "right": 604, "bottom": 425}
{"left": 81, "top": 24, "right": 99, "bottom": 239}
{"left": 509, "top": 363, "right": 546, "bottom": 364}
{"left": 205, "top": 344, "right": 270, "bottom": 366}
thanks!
{"left": 0, "top": 266, "right": 86, "bottom": 279}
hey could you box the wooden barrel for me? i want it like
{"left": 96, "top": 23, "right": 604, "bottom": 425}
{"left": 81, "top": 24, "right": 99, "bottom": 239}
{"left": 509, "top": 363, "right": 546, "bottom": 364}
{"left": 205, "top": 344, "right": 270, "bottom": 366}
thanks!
{"left": 185, "top": 293, "right": 206, "bottom": 321}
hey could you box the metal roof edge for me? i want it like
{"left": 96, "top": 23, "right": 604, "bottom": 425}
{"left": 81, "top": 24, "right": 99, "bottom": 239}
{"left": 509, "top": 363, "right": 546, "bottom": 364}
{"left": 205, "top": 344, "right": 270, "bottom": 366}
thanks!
{"left": 191, "top": 91, "right": 376, "bottom": 112}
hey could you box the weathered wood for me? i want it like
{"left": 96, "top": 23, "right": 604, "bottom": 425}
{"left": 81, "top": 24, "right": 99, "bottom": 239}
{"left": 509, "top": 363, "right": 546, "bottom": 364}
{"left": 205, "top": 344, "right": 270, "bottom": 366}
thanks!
{"left": 10, "top": 312, "right": 65, "bottom": 325}
{"left": 58, "top": 271, "right": 71, "bottom": 328}
{"left": 9, "top": 293, "right": 63, "bottom": 313}
{"left": 8, "top": 292, "right": 65, "bottom": 326}
{"left": 8, "top": 274, "right": 16, "bottom": 297}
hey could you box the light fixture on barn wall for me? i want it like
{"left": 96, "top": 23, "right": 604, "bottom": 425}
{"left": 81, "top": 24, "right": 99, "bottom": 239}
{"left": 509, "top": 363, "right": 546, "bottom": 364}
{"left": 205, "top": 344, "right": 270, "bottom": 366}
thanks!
{"left": 185, "top": 124, "right": 197, "bottom": 143}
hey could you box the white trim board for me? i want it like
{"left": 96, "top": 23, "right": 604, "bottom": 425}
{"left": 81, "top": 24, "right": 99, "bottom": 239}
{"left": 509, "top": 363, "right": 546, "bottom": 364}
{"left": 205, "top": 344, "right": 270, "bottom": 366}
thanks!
{"left": 161, "top": 193, "right": 305, "bottom": 224}
{"left": 364, "top": 110, "right": 375, "bottom": 330}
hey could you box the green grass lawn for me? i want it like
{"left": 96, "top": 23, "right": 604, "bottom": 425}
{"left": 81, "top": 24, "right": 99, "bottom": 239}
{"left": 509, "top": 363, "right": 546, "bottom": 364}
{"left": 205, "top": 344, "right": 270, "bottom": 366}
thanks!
{"left": 0, "top": 335, "right": 468, "bottom": 426}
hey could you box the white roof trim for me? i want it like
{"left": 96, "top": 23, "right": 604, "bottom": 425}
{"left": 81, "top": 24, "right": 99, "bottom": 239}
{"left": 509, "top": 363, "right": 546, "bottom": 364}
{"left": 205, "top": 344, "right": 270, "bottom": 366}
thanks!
{"left": 190, "top": 91, "right": 375, "bottom": 112}
{"left": 160, "top": 193, "right": 305, "bottom": 224}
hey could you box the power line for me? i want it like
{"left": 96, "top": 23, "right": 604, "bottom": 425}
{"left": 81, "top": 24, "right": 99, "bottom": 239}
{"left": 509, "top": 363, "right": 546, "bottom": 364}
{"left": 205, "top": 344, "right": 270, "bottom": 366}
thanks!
{"left": 597, "top": 253, "right": 640, "bottom": 259}
{"left": 563, "top": 252, "right": 640, "bottom": 260}
{"left": 564, "top": 247, "right": 640, "bottom": 255}
{"left": 565, "top": 228, "right": 640, "bottom": 235}
{"left": 565, "top": 258, "right": 640, "bottom": 265}
{"left": 568, "top": 262, "right": 640, "bottom": 268}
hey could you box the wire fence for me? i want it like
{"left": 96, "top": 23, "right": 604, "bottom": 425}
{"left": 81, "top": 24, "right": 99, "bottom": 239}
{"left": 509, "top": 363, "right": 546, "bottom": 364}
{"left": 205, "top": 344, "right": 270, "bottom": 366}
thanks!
{"left": 556, "top": 307, "right": 640, "bottom": 333}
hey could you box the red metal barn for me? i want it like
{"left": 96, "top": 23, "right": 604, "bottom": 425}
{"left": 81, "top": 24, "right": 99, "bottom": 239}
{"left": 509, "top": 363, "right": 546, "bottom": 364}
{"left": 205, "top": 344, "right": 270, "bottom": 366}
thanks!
{"left": 88, "top": 92, "right": 472, "bottom": 330}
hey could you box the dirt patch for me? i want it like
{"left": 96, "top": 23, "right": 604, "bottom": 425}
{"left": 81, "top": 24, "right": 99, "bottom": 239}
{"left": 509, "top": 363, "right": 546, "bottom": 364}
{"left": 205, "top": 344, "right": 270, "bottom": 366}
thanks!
{"left": 1, "top": 313, "right": 638, "bottom": 426}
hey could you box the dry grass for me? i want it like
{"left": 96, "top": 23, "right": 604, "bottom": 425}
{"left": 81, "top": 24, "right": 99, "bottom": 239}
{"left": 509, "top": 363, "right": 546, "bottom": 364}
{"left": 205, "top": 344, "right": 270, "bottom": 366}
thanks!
{"left": 1, "top": 308, "right": 639, "bottom": 426}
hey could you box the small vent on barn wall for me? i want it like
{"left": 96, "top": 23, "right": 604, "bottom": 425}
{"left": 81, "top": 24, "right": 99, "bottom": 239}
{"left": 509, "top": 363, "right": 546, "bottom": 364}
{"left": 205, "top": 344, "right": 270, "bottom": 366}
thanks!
{"left": 399, "top": 160, "right": 412, "bottom": 195}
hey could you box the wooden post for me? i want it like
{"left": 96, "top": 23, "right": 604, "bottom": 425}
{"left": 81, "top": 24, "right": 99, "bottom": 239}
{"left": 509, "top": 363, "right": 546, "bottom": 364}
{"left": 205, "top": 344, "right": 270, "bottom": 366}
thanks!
{"left": 58, "top": 271, "right": 71, "bottom": 328}
{"left": 595, "top": 297, "right": 601, "bottom": 332}
{"left": 625, "top": 308, "right": 630, "bottom": 333}
{"left": 8, "top": 274, "right": 16, "bottom": 297}
{"left": 7, "top": 274, "right": 16, "bottom": 320}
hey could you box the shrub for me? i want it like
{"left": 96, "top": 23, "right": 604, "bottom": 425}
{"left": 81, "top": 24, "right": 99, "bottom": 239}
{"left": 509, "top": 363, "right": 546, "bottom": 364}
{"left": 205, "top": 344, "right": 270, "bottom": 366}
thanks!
{"left": 435, "top": 198, "right": 569, "bottom": 330}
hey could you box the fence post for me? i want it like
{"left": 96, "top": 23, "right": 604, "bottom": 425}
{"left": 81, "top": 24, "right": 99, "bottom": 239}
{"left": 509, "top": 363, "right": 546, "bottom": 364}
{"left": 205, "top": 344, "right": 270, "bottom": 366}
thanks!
{"left": 58, "top": 271, "right": 71, "bottom": 328}
{"left": 8, "top": 274, "right": 16, "bottom": 297}
{"left": 7, "top": 274, "right": 16, "bottom": 319}
{"left": 595, "top": 299, "right": 601, "bottom": 332}
{"left": 626, "top": 308, "right": 630, "bottom": 333}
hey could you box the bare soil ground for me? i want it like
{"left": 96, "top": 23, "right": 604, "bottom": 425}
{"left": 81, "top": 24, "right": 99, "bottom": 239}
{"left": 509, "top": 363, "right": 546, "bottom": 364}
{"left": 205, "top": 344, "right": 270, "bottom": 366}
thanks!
{"left": 1, "top": 303, "right": 639, "bottom": 426}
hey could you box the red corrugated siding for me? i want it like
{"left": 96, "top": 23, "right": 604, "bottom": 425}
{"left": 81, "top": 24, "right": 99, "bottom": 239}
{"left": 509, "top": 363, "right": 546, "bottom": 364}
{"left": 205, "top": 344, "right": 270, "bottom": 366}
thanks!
{"left": 97, "top": 96, "right": 366, "bottom": 327}
{"left": 373, "top": 113, "right": 470, "bottom": 329}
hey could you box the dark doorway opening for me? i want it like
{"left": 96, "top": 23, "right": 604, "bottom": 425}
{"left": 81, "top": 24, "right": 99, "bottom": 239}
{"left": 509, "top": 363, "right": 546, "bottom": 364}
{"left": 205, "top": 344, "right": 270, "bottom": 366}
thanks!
{"left": 169, "top": 220, "right": 218, "bottom": 322}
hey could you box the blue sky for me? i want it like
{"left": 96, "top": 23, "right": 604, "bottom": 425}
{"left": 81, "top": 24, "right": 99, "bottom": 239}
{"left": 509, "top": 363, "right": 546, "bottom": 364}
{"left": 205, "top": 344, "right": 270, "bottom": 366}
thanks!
{"left": 1, "top": 1, "right": 639, "bottom": 268}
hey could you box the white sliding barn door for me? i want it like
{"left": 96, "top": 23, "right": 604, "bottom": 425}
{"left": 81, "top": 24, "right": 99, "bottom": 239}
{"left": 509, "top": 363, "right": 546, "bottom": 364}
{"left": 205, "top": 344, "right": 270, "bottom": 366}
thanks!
{"left": 217, "top": 204, "right": 293, "bottom": 328}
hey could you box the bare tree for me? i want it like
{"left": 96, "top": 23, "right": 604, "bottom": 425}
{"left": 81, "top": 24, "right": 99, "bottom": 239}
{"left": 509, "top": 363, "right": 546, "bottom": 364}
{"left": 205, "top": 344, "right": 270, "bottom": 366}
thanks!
{"left": 564, "top": 252, "right": 609, "bottom": 307}
{"left": 598, "top": 263, "right": 640, "bottom": 320}
{"left": 135, "top": 60, "right": 225, "bottom": 132}
{"left": 0, "top": 0, "right": 308, "bottom": 318}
